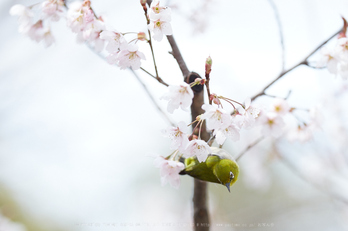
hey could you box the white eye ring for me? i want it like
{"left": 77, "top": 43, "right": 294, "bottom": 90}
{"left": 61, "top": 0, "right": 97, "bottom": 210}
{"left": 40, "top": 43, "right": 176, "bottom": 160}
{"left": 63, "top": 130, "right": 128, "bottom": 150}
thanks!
{"left": 230, "top": 171, "right": 234, "bottom": 180}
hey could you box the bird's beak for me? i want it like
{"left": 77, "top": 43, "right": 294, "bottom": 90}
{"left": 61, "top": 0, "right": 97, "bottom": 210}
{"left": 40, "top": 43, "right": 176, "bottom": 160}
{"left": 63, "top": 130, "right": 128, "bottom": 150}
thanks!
{"left": 225, "top": 182, "right": 230, "bottom": 192}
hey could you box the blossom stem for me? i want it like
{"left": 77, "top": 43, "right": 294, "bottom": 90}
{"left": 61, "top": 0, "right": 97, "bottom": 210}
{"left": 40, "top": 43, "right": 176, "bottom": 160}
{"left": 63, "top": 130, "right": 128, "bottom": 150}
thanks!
{"left": 147, "top": 30, "right": 160, "bottom": 79}
{"left": 220, "top": 97, "right": 244, "bottom": 108}
{"left": 139, "top": 67, "right": 169, "bottom": 86}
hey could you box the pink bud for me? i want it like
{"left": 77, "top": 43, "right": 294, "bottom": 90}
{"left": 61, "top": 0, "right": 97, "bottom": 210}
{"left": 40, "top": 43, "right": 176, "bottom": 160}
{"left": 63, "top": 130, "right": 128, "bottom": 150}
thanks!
{"left": 137, "top": 32, "right": 146, "bottom": 41}
{"left": 205, "top": 56, "right": 212, "bottom": 75}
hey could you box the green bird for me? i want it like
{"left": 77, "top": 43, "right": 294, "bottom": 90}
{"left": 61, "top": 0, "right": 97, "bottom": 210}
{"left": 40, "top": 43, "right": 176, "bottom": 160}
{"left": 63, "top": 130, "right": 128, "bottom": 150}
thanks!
{"left": 179, "top": 147, "right": 239, "bottom": 192}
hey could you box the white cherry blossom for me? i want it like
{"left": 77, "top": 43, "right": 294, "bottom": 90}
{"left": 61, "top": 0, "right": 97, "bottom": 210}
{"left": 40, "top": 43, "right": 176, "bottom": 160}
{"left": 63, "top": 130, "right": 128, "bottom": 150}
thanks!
{"left": 259, "top": 113, "right": 285, "bottom": 137}
{"left": 319, "top": 46, "right": 340, "bottom": 75}
{"left": 213, "top": 115, "right": 243, "bottom": 144}
{"left": 154, "top": 156, "right": 185, "bottom": 189}
{"left": 270, "top": 98, "right": 290, "bottom": 115}
{"left": 239, "top": 98, "right": 260, "bottom": 129}
{"left": 201, "top": 104, "right": 231, "bottom": 130}
{"left": 184, "top": 140, "right": 212, "bottom": 162}
{"left": 100, "top": 30, "right": 128, "bottom": 53}
{"left": 9, "top": 4, "right": 34, "bottom": 33}
{"left": 149, "top": 0, "right": 171, "bottom": 21}
{"left": 162, "top": 121, "right": 189, "bottom": 152}
{"left": 161, "top": 82, "right": 194, "bottom": 113}
{"left": 148, "top": 17, "right": 172, "bottom": 41}
{"left": 148, "top": 0, "right": 172, "bottom": 41}
{"left": 116, "top": 44, "right": 146, "bottom": 70}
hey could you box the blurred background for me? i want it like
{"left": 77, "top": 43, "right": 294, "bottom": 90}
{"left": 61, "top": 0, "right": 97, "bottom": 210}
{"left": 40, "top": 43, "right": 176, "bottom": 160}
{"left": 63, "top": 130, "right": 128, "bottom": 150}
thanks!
{"left": 1, "top": 0, "right": 348, "bottom": 230}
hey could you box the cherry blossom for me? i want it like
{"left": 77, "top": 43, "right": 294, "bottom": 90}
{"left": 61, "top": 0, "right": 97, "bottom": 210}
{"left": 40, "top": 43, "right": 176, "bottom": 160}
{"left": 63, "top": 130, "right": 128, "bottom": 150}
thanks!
{"left": 258, "top": 113, "right": 285, "bottom": 137}
{"left": 148, "top": 17, "right": 172, "bottom": 41}
{"left": 287, "top": 125, "right": 313, "bottom": 142}
{"left": 27, "top": 20, "right": 55, "bottom": 47}
{"left": 320, "top": 46, "right": 340, "bottom": 75}
{"left": 81, "top": 18, "right": 106, "bottom": 52}
{"left": 116, "top": 44, "right": 146, "bottom": 70}
{"left": 154, "top": 156, "right": 185, "bottom": 189}
{"left": 239, "top": 98, "right": 260, "bottom": 129}
{"left": 270, "top": 98, "right": 290, "bottom": 115}
{"left": 99, "top": 30, "right": 128, "bottom": 53}
{"left": 148, "top": 0, "right": 171, "bottom": 20}
{"left": 201, "top": 104, "right": 231, "bottom": 130}
{"left": 9, "top": 4, "right": 34, "bottom": 33}
{"left": 162, "top": 121, "right": 189, "bottom": 152}
{"left": 213, "top": 115, "right": 243, "bottom": 145}
{"left": 161, "top": 82, "right": 194, "bottom": 113}
{"left": 41, "top": 0, "right": 65, "bottom": 21}
{"left": 184, "top": 139, "right": 212, "bottom": 162}
{"left": 66, "top": 1, "right": 93, "bottom": 33}
{"left": 148, "top": 0, "right": 172, "bottom": 41}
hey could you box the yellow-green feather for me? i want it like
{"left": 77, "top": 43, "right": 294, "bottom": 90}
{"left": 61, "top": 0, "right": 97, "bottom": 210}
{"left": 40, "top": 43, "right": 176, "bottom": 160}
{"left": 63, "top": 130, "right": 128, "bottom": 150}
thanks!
{"left": 180, "top": 148, "right": 240, "bottom": 188}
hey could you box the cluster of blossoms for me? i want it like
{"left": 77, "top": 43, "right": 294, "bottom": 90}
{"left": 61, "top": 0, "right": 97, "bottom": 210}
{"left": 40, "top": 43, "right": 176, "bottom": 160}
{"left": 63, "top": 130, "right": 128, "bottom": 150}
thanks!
{"left": 10, "top": 0, "right": 173, "bottom": 70}
{"left": 156, "top": 62, "right": 323, "bottom": 187}
{"left": 320, "top": 29, "right": 348, "bottom": 79}
{"left": 10, "top": 0, "right": 65, "bottom": 47}
{"left": 147, "top": 0, "right": 173, "bottom": 41}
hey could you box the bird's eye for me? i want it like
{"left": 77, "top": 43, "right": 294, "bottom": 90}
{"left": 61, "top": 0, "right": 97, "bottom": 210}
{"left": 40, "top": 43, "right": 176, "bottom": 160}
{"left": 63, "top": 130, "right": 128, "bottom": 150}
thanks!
{"left": 230, "top": 171, "right": 234, "bottom": 180}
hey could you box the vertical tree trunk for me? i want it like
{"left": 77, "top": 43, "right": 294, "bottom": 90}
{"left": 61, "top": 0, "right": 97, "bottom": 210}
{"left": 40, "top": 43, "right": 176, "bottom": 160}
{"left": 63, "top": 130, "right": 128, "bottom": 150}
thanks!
{"left": 190, "top": 90, "right": 210, "bottom": 231}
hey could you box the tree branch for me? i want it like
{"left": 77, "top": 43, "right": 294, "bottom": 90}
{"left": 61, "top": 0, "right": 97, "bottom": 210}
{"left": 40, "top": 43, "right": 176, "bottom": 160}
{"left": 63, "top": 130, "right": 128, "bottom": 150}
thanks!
{"left": 166, "top": 35, "right": 191, "bottom": 78}
{"left": 251, "top": 28, "right": 342, "bottom": 101}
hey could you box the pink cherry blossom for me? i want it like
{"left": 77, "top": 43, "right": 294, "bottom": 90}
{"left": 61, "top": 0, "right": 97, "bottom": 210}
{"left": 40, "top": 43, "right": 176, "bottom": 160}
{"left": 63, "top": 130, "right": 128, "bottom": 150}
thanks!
{"left": 41, "top": 0, "right": 65, "bottom": 22}
{"left": 154, "top": 156, "right": 185, "bottom": 189}
{"left": 27, "top": 20, "right": 55, "bottom": 47}
{"left": 184, "top": 140, "right": 212, "bottom": 162}
{"left": 66, "top": 1, "right": 94, "bottom": 33}
{"left": 116, "top": 44, "right": 146, "bottom": 70}
{"left": 161, "top": 82, "right": 194, "bottom": 114}
{"left": 201, "top": 104, "right": 231, "bottom": 130}
{"left": 162, "top": 121, "right": 189, "bottom": 152}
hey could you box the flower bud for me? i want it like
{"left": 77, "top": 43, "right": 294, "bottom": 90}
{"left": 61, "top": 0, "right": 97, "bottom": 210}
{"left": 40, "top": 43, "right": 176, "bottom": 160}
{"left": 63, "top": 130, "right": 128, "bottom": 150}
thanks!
{"left": 205, "top": 56, "right": 212, "bottom": 75}
{"left": 137, "top": 32, "right": 147, "bottom": 41}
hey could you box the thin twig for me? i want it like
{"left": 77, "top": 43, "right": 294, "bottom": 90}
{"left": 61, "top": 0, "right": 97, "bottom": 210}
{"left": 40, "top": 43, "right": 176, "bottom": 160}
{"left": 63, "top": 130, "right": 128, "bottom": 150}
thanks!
{"left": 267, "top": 0, "right": 285, "bottom": 71}
{"left": 236, "top": 137, "right": 265, "bottom": 161}
{"left": 147, "top": 30, "right": 160, "bottom": 79}
{"left": 251, "top": 28, "right": 342, "bottom": 101}
{"left": 140, "top": 67, "right": 169, "bottom": 86}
